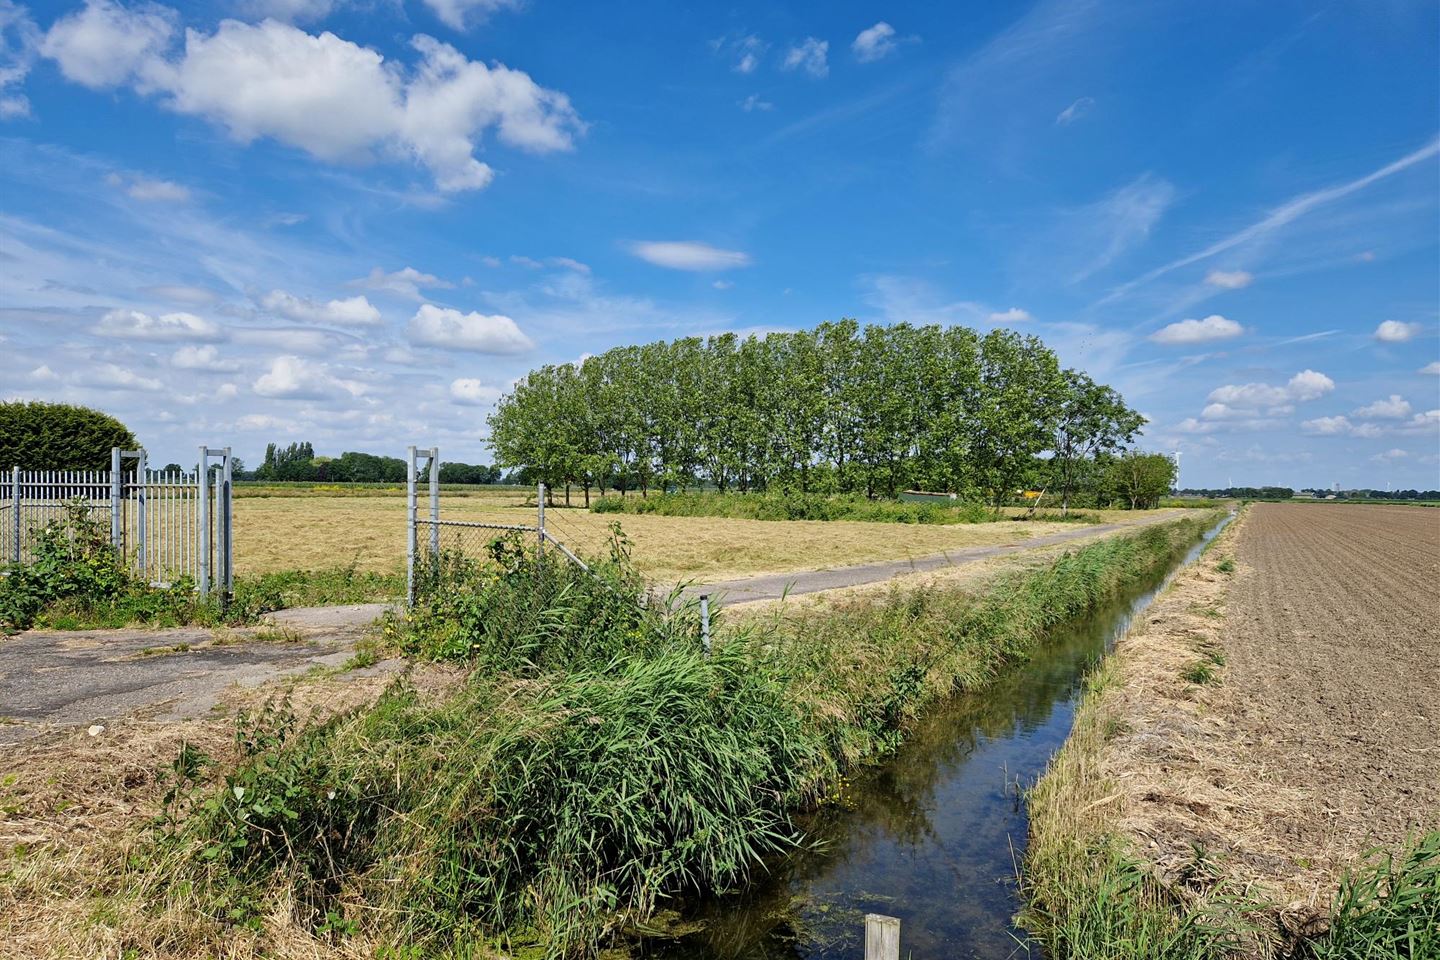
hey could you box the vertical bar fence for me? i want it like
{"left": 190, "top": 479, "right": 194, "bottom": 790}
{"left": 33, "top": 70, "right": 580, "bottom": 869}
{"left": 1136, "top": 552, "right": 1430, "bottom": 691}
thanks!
{"left": 1, "top": 446, "right": 232, "bottom": 603}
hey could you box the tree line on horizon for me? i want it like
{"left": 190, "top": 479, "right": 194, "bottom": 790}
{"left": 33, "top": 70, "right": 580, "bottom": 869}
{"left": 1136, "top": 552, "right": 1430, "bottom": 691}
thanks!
{"left": 488, "top": 319, "right": 1171, "bottom": 510}
{"left": 248, "top": 442, "right": 507, "bottom": 485}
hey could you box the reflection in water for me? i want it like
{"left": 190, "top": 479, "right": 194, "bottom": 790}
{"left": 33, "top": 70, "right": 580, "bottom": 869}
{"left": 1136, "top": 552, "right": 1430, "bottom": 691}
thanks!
{"left": 640, "top": 516, "right": 1231, "bottom": 960}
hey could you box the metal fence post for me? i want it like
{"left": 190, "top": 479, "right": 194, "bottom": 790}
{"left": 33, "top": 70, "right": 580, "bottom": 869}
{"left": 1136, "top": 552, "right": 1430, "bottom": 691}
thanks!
{"left": 406, "top": 445, "right": 417, "bottom": 606}
{"left": 110, "top": 447, "right": 122, "bottom": 549}
{"left": 537, "top": 482, "right": 546, "bottom": 555}
{"left": 9, "top": 466, "right": 19, "bottom": 563}
{"left": 220, "top": 447, "right": 233, "bottom": 605}
{"left": 428, "top": 448, "right": 440, "bottom": 561}
{"left": 198, "top": 445, "right": 210, "bottom": 599}
{"left": 700, "top": 593, "right": 711, "bottom": 658}
{"left": 135, "top": 449, "right": 147, "bottom": 582}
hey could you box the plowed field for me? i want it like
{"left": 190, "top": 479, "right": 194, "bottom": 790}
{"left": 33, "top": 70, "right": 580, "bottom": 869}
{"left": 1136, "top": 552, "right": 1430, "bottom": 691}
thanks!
{"left": 1223, "top": 504, "right": 1440, "bottom": 864}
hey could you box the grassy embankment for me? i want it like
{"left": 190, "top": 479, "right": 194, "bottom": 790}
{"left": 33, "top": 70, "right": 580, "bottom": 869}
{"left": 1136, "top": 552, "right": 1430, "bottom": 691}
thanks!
{"left": 591, "top": 489, "right": 1101, "bottom": 524}
{"left": 54, "top": 510, "right": 1226, "bottom": 958}
{"left": 1023, "top": 513, "right": 1439, "bottom": 959}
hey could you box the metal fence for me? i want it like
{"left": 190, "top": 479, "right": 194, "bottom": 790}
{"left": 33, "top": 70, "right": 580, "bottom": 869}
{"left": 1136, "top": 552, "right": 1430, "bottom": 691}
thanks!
{"left": 2, "top": 445, "right": 234, "bottom": 598}
{"left": 404, "top": 446, "right": 591, "bottom": 605}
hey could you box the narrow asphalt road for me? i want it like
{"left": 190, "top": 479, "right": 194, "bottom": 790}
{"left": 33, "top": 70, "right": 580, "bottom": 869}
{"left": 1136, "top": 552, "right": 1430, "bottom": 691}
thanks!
{"left": 680, "top": 510, "right": 1187, "bottom": 605}
{"left": 0, "top": 603, "right": 389, "bottom": 746}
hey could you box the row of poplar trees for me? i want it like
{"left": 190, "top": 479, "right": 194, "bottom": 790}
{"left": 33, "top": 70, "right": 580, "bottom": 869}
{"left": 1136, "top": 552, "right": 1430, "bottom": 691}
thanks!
{"left": 487, "top": 320, "right": 1147, "bottom": 510}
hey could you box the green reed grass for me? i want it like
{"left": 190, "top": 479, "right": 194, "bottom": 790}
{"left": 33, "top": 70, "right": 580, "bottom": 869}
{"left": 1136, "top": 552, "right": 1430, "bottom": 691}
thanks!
{"left": 154, "top": 512, "right": 1222, "bottom": 956}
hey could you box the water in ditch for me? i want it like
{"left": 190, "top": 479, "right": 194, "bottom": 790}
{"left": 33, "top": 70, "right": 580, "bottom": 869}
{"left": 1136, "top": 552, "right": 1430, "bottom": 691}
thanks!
{"left": 639, "top": 514, "right": 1232, "bottom": 959}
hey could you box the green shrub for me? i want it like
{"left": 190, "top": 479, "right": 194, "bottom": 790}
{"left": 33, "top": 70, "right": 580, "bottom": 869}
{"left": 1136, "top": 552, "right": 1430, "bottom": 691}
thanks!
{"left": 0, "top": 400, "right": 136, "bottom": 470}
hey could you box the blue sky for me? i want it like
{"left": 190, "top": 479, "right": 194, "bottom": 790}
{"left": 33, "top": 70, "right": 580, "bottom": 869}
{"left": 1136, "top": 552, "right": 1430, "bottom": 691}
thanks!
{"left": 1, "top": 0, "right": 1437, "bottom": 488}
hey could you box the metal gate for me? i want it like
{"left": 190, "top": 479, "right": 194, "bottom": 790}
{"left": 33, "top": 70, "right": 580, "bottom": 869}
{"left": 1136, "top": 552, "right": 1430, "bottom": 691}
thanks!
{"left": 1, "top": 445, "right": 233, "bottom": 597}
{"left": 404, "top": 445, "right": 588, "bottom": 605}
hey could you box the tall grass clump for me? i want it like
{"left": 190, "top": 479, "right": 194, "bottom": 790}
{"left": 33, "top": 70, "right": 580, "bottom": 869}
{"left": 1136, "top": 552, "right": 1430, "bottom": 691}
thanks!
{"left": 156, "top": 511, "right": 1222, "bottom": 956}
{"left": 1312, "top": 832, "right": 1439, "bottom": 959}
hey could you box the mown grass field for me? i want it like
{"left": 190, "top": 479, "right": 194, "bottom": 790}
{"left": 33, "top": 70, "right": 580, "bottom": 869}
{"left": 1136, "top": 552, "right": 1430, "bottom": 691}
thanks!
{"left": 230, "top": 487, "right": 1181, "bottom": 582}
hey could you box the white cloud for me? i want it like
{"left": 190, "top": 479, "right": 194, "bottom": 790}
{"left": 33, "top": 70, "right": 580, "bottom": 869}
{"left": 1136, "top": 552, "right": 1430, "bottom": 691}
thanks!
{"left": 1285, "top": 369, "right": 1335, "bottom": 401}
{"left": 1371, "top": 448, "right": 1409, "bottom": 463}
{"left": 29, "top": 363, "right": 58, "bottom": 382}
{"left": 712, "top": 279, "right": 733, "bottom": 290}
{"left": 1374, "top": 320, "right": 1423, "bottom": 343}
{"left": 1204, "top": 382, "right": 1289, "bottom": 407}
{"left": 1055, "top": 96, "right": 1093, "bottom": 125}
{"left": 740, "top": 93, "right": 773, "bottom": 112}
{"left": 126, "top": 175, "right": 190, "bottom": 202}
{"left": 91, "top": 362, "right": 162, "bottom": 392}
{"left": 171, "top": 344, "right": 239, "bottom": 372}
{"left": 238, "top": 0, "right": 339, "bottom": 22}
{"left": 422, "top": 0, "right": 522, "bottom": 31}
{"left": 1400, "top": 409, "right": 1440, "bottom": 434}
{"left": 253, "top": 353, "right": 364, "bottom": 399}
{"left": 852, "top": 22, "right": 898, "bottom": 63}
{"left": 1353, "top": 394, "right": 1412, "bottom": 420}
{"left": 0, "top": 2, "right": 39, "bottom": 120}
{"left": 43, "top": 14, "right": 582, "bottom": 192}
{"left": 261, "top": 289, "right": 382, "bottom": 326}
{"left": 781, "top": 37, "right": 828, "bottom": 78}
{"left": 988, "top": 307, "right": 1032, "bottom": 324}
{"left": 1420, "top": 361, "right": 1440, "bottom": 375}
{"left": 628, "top": 240, "right": 752, "bottom": 271}
{"left": 93, "top": 308, "right": 223, "bottom": 341}
{"left": 354, "top": 266, "right": 454, "bottom": 300}
{"left": 449, "top": 377, "right": 500, "bottom": 406}
{"left": 1204, "top": 269, "right": 1253, "bottom": 289}
{"left": 40, "top": 0, "right": 174, "bottom": 89}
{"left": 407, "top": 303, "right": 533, "bottom": 353}
{"left": 1150, "top": 314, "right": 1243, "bottom": 345}
{"left": 1198, "top": 369, "right": 1334, "bottom": 429}
{"left": 1301, "top": 415, "right": 1353, "bottom": 436}
{"left": 548, "top": 257, "right": 589, "bottom": 274}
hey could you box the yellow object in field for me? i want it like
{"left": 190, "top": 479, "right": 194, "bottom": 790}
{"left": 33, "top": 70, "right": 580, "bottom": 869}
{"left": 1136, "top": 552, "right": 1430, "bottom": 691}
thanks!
{"left": 1021, "top": 490, "right": 1042, "bottom": 500}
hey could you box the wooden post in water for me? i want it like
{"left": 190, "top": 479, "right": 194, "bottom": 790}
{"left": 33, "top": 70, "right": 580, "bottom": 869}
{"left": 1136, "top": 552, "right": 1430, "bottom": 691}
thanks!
{"left": 864, "top": 914, "right": 900, "bottom": 960}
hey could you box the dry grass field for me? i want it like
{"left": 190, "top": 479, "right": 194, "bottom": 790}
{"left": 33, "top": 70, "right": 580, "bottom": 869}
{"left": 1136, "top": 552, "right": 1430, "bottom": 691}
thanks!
{"left": 231, "top": 488, "right": 1173, "bottom": 582}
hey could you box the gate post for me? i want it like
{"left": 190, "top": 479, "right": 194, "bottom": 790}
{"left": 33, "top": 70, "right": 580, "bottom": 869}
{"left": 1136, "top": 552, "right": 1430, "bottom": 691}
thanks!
{"left": 537, "top": 482, "right": 546, "bottom": 555}
{"left": 110, "top": 447, "right": 122, "bottom": 549}
{"left": 9, "top": 466, "right": 19, "bottom": 563}
{"left": 220, "top": 447, "right": 233, "bottom": 606}
{"left": 135, "top": 448, "right": 148, "bottom": 582}
{"left": 428, "top": 448, "right": 440, "bottom": 561}
{"left": 406, "top": 445, "right": 417, "bottom": 606}
{"left": 198, "top": 445, "right": 210, "bottom": 599}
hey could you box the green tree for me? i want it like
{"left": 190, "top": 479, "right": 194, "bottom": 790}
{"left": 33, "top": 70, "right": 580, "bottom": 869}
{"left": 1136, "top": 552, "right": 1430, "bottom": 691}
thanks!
{"left": 0, "top": 401, "right": 137, "bottom": 470}
{"left": 1051, "top": 370, "right": 1145, "bottom": 515}
{"left": 1105, "top": 452, "right": 1177, "bottom": 509}
{"left": 965, "top": 330, "right": 1066, "bottom": 509}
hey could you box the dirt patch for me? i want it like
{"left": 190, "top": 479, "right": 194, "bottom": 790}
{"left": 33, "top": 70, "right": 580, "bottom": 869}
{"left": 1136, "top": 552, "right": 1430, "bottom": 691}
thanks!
{"left": 1098, "top": 504, "right": 1440, "bottom": 935}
